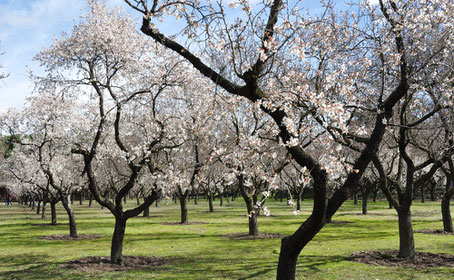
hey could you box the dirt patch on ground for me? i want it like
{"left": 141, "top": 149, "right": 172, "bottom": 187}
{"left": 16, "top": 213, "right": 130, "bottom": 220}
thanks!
{"left": 60, "top": 255, "right": 168, "bottom": 272}
{"left": 415, "top": 229, "right": 454, "bottom": 235}
{"left": 349, "top": 250, "right": 454, "bottom": 269}
{"left": 161, "top": 221, "right": 207, "bottom": 225}
{"left": 38, "top": 234, "right": 103, "bottom": 241}
{"left": 222, "top": 232, "right": 285, "bottom": 240}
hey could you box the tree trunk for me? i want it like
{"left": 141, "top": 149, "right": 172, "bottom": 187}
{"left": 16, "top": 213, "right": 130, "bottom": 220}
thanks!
{"left": 296, "top": 191, "right": 302, "bottom": 211}
{"left": 276, "top": 214, "right": 326, "bottom": 280}
{"left": 248, "top": 214, "right": 259, "bottom": 236}
{"left": 362, "top": 188, "right": 370, "bottom": 215}
{"left": 441, "top": 181, "right": 454, "bottom": 232}
{"left": 36, "top": 200, "right": 41, "bottom": 214}
{"left": 219, "top": 193, "right": 223, "bottom": 206}
{"left": 420, "top": 184, "right": 425, "bottom": 203}
{"left": 79, "top": 193, "right": 83, "bottom": 205}
{"left": 136, "top": 194, "right": 140, "bottom": 205}
{"left": 31, "top": 200, "right": 35, "bottom": 210}
{"left": 143, "top": 206, "right": 150, "bottom": 217}
{"left": 372, "top": 186, "right": 378, "bottom": 202}
{"left": 194, "top": 193, "right": 199, "bottom": 205}
{"left": 111, "top": 216, "right": 127, "bottom": 264}
{"left": 50, "top": 201, "right": 57, "bottom": 225}
{"left": 208, "top": 193, "right": 214, "bottom": 212}
{"left": 89, "top": 194, "right": 93, "bottom": 207}
{"left": 441, "top": 195, "right": 453, "bottom": 232}
{"left": 397, "top": 209, "right": 415, "bottom": 258}
{"left": 353, "top": 191, "right": 358, "bottom": 205}
{"left": 61, "top": 195, "right": 78, "bottom": 238}
{"left": 430, "top": 186, "right": 436, "bottom": 201}
{"left": 179, "top": 194, "right": 188, "bottom": 223}
{"left": 155, "top": 198, "right": 159, "bottom": 207}
{"left": 41, "top": 201, "right": 47, "bottom": 219}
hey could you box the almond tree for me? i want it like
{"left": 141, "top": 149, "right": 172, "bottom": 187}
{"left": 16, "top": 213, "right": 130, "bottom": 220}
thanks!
{"left": 123, "top": 0, "right": 453, "bottom": 277}
{"left": 34, "top": 1, "right": 201, "bottom": 264}
{"left": 1, "top": 95, "right": 83, "bottom": 236}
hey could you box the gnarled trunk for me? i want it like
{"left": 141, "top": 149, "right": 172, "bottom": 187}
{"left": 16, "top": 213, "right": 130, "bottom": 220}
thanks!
{"left": 111, "top": 216, "right": 127, "bottom": 264}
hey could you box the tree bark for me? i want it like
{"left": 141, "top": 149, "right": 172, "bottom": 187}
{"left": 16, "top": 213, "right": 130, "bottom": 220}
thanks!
{"left": 277, "top": 214, "right": 326, "bottom": 280}
{"left": 441, "top": 179, "right": 454, "bottom": 232}
{"left": 41, "top": 201, "right": 47, "bottom": 219}
{"left": 397, "top": 209, "right": 415, "bottom": 258}
{"left": 89, "top": 194, "right": 93, "bottom": 207}
{"left": 111, "top": 216, "right": 127, "bottom": 264}
{"left": 219, "top": 192, "right": 224, "bottom": 206}
{"left": 143, "top": 206, "right": 150, "bottom": 217}
{"left": 248, "top": 214, "right": 259, "bottom": 235}
{"left": 353, "top": 191, "right": 358, "bottom": 205}
{"left": 420, "top": 184, "right": 425, "bottom": 203}
{"left": 61, "top": 195, "right": 78, "bottom": 238}
{"left": 296, "top": 191, "right": 302, "bottom": 211}
{"left": 362, "top": 188, "right": 370, "bottom": 215}
{"left": 50, "top": 201, "right": 57, "bottom": 225}
{"left": 180, "top": 196, "right": 188, "bottom": 223}
{"left": 208, "top": 193, "right": 214, "bottom": 212}
{"left": 36, "top": 200, "right": 41, "bottom": 214}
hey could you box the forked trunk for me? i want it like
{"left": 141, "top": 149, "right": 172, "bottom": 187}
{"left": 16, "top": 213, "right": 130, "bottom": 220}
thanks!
{"left": 397, "top": 209, "right": 415, "bottom": 258}
{"left": 111, "top": 216, "right": 127, "bottom": 264}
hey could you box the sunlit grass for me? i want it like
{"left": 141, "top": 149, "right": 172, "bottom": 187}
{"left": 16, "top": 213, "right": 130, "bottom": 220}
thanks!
{"left": 0, "top": 197, "right": 452, "bottom": 279}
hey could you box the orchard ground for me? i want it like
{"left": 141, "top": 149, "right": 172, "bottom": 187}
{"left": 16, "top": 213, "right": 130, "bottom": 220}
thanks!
{"left": 0, "top": 199, "right": 453, "bottom": 280}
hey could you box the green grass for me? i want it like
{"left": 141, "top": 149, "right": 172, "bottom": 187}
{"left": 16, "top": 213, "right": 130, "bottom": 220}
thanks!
{"left": 0, "top": 198, "right": 453, "bottom": 279}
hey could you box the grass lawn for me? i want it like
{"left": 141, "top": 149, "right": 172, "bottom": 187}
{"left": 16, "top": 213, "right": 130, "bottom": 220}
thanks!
{"left": 0, "top": 197, "right": 453, "bottom": 279}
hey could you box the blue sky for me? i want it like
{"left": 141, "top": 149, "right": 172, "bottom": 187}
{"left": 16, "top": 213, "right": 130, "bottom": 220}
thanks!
{"left": 0, "top": 0, "right": 375, "bottom": 113}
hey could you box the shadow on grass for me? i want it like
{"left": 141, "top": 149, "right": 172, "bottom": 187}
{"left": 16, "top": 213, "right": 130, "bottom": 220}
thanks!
{"left": 0, "top": 254, "right": 70, "bottom": 280}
